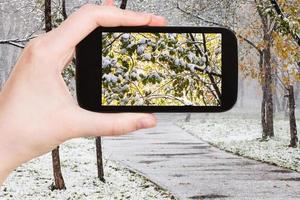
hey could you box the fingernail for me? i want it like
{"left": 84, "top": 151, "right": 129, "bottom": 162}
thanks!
{"left": 138, "top": 116, "right": 156, "bottom": 129}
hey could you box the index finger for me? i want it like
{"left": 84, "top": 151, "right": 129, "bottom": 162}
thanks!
{"left": 45, "top": 4, "right": 167, "bottom": 52}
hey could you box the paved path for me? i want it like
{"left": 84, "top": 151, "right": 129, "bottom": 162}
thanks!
{"left": 103, "top": 114, "right": 300, "bottom": 200}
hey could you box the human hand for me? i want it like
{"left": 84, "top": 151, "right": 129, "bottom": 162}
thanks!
{"left": 0, "top": 0, "right": 167, "bottom": 184}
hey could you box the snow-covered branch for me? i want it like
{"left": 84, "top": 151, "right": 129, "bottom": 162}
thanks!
{"left": 177, "top": 2, "right": 262, "bottom": 53}
{"left": 145, "top": 95, "right": 192, "bottom": 106}
{"left": 269, "top": 0, "right": 300, "bottom": 46}
{"left": 0, "top": 35, "right": 37, "bottom": 49}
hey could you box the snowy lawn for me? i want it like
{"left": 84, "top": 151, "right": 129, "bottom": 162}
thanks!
{"left": 0, "top": 138, "right": 175, "bottom": 200}
{"left": 177, "top": 110, "right": 300, "bottom": 172}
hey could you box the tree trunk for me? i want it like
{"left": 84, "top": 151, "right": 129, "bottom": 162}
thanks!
{"left": 51, "top": 147, "right": 66, "bottom": 190}
{"left": 257, "top": 1, "right": 274, "bottom": 138}
{"left": 294, "top": 83, "right": 300, "bottom": 106}
{"left": 45, "top": 0, "right": 52, "bottom": 32}
{"left": 94, "top": 0, "right": 130, "bottom": 183}
{"left": 185, "top": 113, "right": 191, "bottom": 122}
{"left": 273, "top": 69, "right": 281, "bottom": 112}
{"left": 62, "top": 0, "right": 68, "bottom": 20}
{"left": 259, "top": 52, "right": 268, "bottom": 139}
{"left": 96, "top": 137, "right": 105, "bottom": 182}
{"left": 281, "top": 93, "right": 288, "bottom": 117}
{"left": 261, "top": 86, "right": 267, "bottom": 139}
{"left": 287, "top": 85, "right": 298, "bottom": 147}
{"left": 261, "top": 54, "right": 274, "bottom": 139}
{"left": 264, "top": 43, "right": 274, "bottom": 138}
{"left": 273, "top": 90, "right": 281, "bottom": 112}
{"left": 120, "top": 0, "right": 128, "bottom": 9}
{"left": 45, "top": 0, "right": 66, "bottom": 190}
{"left": 239, "top": 76, "right": 244, "bottom": 108}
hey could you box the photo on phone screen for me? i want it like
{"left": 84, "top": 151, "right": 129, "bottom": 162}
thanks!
{"left": 101, "top": 32, "right": 222, "bottom": 107}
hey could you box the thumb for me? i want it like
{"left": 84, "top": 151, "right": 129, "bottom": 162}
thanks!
{"left": 67, "top": 108, "right": 157, "bottom": 138}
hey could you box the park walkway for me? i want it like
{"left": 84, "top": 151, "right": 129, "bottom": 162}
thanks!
{"left": 103, "top": 114, "right": 300, "bottom": 200}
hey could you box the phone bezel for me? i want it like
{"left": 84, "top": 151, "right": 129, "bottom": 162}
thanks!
{"left": 76, "top": 26, "right": 238, "bottom": 113}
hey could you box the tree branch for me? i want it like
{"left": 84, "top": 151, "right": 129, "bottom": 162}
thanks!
{"left": 4, "top": 42, "right": 25, "bottom": 48}
{"left": 188, "top": 33, "right": 222, "bottom": 78}
{"left": 187, "top": 32, "right": 221, "bottom": 102}
{"left": 270, "top": 0, "right": 300, "bottom": 46}
{"left": 0, "top": 35, "right": 37, "bottom": 49}
{"left": 201, "top": 33, "right": 222, "bottom": 102}
{"left": 176, "top": 2, "right": 225, "bottom": 27}
{"left": 145, "top": 95, "right": 189, "bottom": 105}
{"left": 177, "top": 2, "right": 262, "bottom": 53}
{"left": 194, "top": 65, "right": 221, "bottom": 78}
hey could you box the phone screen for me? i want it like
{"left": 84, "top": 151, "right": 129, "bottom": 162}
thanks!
{"left": 101, "top": 32, "right": 222, "bottom": 106}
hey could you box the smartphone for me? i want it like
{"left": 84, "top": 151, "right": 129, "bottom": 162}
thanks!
{"left": 76, "top": 26, "right": 238, "bottom": 112}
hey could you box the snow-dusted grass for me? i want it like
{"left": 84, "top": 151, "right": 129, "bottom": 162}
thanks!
{"left": 177, "top": 110, "right": 300, "bottom": 172}
{"left": 0, "top": 138, "right": 175, "bottom": 200}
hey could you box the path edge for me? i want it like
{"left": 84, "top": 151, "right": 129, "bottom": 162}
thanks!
{"left": 176, "top": 121, "right": 300, "bottom": 174}
{"left": 111, "top": 159, "right": 179, "bottom": 200}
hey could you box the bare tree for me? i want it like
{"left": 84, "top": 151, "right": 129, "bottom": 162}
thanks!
{"left": 95, "top": 0, "right": 130, "bottom": 182}
{"left": 45, "top": 0, "right": 66, "bottom": 190}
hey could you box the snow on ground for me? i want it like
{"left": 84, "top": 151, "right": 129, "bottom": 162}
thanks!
{"left": 177, "top": 110, "right": 300, "bottom": 172}
{"left": 0, "top": 138, "right": 175, "bottom": 200}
